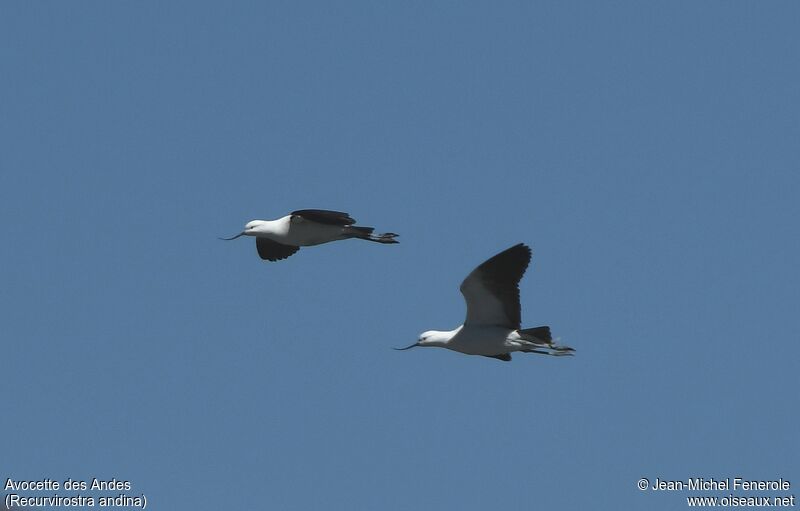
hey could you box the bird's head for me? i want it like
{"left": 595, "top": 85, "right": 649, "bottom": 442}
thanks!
{"left": 394, "top": 330, "right": 448, "bottom": 351}
{"left": 244, "top": 220, "right": 266, "bottom": 234}
{"left": 219, "top": 220, "right": 266, "bottom": 241}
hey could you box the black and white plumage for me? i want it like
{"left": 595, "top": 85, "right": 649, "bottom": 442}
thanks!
{"left": 395, "top": 243, "right": 574, "bottom": 361}
{"left": 221, "top": 209, "right": 398, "bottom": 261}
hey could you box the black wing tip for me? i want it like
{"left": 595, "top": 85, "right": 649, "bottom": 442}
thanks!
{"left": 483, "top": 353, "right": 512, "bottom": 362}
{"left": 507, "top": 243, "right": 532, "bottom": 258}
{"left": 510, "top": 243, "right": 532, "bottom": 266}
{"left": 256, "top": 238, "right": 300, "bottom": 261}
{"left": 480, "top": 243, "right": 532, "bottom": 270}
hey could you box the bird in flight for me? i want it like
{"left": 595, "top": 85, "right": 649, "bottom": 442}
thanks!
{"left": 221, "top": 209, "right": 398, "bottom": 261}
{"left": 396, "top": 243, "right": 573, "bottom": 361}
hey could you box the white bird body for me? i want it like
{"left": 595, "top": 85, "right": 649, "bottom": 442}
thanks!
{"left": 222, "top": 209, "right": 398, "bottom": 261}
{"left": 417, "top": 326, "right": 554, "bottom": 358}
{"left": 420, "top": 325, "right": 524, "bottom": 356}
{"left": 245, "top": 216, "right": 353, "bottom": 246}
{"left": 398, "top": 244, "right": 574, "bottom": 362}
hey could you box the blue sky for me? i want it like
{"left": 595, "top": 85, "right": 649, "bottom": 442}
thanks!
{"left": 1, "top": 2, "right": 798, "bottom": 509}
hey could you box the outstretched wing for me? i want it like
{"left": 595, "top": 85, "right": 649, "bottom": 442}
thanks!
{"left": 290, "top": 209, "right": 355, "bottom": 226}
{"left": 459, "top": 244, "right": 532, "bottom": 329}
{"left": 256, "top": 238, "right": 300, "bottom": 261}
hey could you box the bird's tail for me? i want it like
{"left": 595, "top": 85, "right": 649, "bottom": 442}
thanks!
{"left": 345, "top": 226, "right": 399, "bottom": 244}
{"left": 518, "top": 326, "right": 574, "bottom": 356}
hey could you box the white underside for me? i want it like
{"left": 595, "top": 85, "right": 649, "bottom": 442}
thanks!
{"left": 248, "top": 216, "right": 351, "bottom": 246}
{"left": 444, "top": 325, "right": 528, "bottom": 356}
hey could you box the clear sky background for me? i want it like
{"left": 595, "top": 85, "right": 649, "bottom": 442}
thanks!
{"left": 2, "top": 2, "right": 798, "bottom": 510}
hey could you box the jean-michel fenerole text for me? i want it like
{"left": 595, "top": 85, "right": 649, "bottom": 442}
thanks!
{"left": 651, "top": 477, "right": 790, "bottom": 491}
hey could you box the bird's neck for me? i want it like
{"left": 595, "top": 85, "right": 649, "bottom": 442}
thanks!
{"left": 429, "top": 328, "right": 460, "bottom": 346}
{"left": 250, "top": 219, "right": 284, "bottom": 236}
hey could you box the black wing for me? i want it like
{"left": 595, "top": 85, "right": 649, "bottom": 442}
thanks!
{"left": 290, "top": 209, "right": 356, "bottom": 226}
{"left": 483, "top": 354, "right": 512, "bottom": 362}
{"left": 256, "top": 238, "right": 300, "bottom": 261}
{"left": 459, "top": 244, "right": 532, "bottom": 329}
